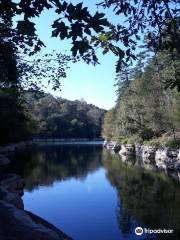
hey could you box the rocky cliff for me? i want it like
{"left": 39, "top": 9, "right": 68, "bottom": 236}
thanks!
{"left": 104, "top": 141, "right": 180, "bottom": 181}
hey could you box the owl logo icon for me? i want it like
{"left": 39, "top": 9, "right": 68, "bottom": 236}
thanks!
{"left": 135, "top": 227, "right": 143, "bottom": 236}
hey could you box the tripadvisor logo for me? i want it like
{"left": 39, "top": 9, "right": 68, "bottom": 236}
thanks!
{"left": 135, "top": 226, "right": 174, "bottom": 236}
{"left": 135, "top": 227, "right": 143, "bottom": 236}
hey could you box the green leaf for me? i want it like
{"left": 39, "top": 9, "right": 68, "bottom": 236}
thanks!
{"left": 17, "top": 20, "right": 36, "bottom": 36}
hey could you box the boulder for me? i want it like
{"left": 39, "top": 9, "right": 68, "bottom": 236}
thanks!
{"left": 119, "top": 144, "right": 135, "bottom": 156}
{"left": 167, "top": 149, "right": 178, "bottom": 158}
{"left": 1, "top": 174, "right": 25, "bottom": 194}
{"left": 0, "top": 186, "right": 24, "bottom": 209}
{"left": 112, "top": 143, "right": 121, "bottom": 153}
{"left": 0, "top": 174, "right": 25, "bottom": 209}
{"left": 0, "top": 201, "right": 72, "bottom": 240}
{"left": 155, "top": 148, "right": 167, "bottom": 162}
{"left": 155, "top": 148, "right": 167, "bottom": 170}
{"left": 142, "top": 145, "right": 157, "bottom": 162}
{"left": 0, "top": 154, "right": 10, "bottom": 166}
{"left": 106, "top": 141, "right": 114, "bottom": 150}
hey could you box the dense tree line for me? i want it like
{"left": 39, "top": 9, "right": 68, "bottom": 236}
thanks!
{"left": 0, "top": 1, "right": 179, "bottom": 144}
{"left": 0, "top": 41, "right": 34, "bottom": 145}
{"left": 102, "top": 48, "right": 180, "bottom": 144}
{"left": 25, "top": 92, "right": 105, "bottom": 139}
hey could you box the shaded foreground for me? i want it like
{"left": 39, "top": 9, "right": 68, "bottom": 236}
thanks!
{"left": 0, "top": 201, "right": 72, "bottom": 240}
{"left": 0, "top": 154, "right": 72, "bottom": 240}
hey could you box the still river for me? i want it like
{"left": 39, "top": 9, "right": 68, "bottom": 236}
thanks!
{"left": 10, "top": 143, "right": 180, "bottom": 240}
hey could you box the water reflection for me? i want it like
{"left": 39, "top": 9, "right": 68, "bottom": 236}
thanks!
{"left": 103, "top": 151, "right": 180, "bottom": 240}
{"left": 9, "top": 145, "right": 180, "bottom": 240}
{"left": 10, "top": 144, "right": 102, "bottom": 191}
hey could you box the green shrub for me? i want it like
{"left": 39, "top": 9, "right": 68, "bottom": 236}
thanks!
{"left": 117, "top": 135, "right": 142, "bottom": 145}
{"left": 143, "top": 139, "right": 161, "bottom": 146}
{"left": 165, "top": 139, "right": 180, "bottom": 148}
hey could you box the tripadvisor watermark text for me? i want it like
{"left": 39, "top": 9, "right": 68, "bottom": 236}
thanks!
{"left": 135, "top": 227, "right": 174, "bottom": 236}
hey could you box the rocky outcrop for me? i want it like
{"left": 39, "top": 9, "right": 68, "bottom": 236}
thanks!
{"left": 112, "top": 143, "right": 121, "bottom": 153}
{"left": 104, "top": 141, "right": 121, "bottom": 153}
{"left": 0, "top": 155, "right": 72, "bottom": 240}
{"left": 155, "top": 149, "right": 167, "bottom": 171}
{"left": 119, "top": 144, "right": 135, "bottom": 156}
{"left": 0, "top": 174, "right": 25, "bottom": 209}
{"left": 0, "top": 141, "right": 33, "bottom": 156}
{"left": 155, "top": 148, "right": 180, "bottom": 172}
{"left": 104, "top": 141, "right": 180, "bottom": 181}
{"left": 0, "top": 201, "right": 72, "bottom": 240}
{"left": 142, "top": 146, "right": 157, "bottom": 161}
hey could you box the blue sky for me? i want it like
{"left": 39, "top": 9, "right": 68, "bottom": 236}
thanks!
{"left": 33, "top": 0, "right": 123, "bottom": 110}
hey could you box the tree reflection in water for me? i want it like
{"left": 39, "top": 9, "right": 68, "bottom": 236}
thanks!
{"left": 10, "top": 144, "right": 103, "bottom": 191}
{"left": 9, "top": 146, "right": 180, "bottom": 240}
{"left": 103, "top": 150, "right": 180, "bottom": 240}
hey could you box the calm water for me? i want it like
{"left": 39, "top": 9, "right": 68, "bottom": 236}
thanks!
{"left": 10, "top": 143, "right": 180, "bottom": 240}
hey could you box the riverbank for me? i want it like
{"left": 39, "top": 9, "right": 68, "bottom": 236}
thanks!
{"left": 33, "top": 138, "right": 104, "bottom": 143}
{"left": 0, "top": 150, "right": 72, "bottom": 240}
{"left": 104, "top": 141, "right": 180, "bottom": 181}
{"left": 0, "top": 141, "right": 33, "bottom": 156}
{"left": 0, "top": 139, "right": 104, "bottom": 155}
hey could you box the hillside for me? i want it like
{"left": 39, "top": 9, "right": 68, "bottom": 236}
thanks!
{"left": 25, "top": 92, "right": 106, "bottom": 139}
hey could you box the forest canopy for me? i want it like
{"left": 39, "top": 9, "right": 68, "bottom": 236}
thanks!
{"left": 102, "top": 45, "right": 180, "bottom": 146}
{"left": 25, "top": 92, "right": 106, "bottom": 140}
{"left": 0, "top": 0, "right": 179, "bottom": 144}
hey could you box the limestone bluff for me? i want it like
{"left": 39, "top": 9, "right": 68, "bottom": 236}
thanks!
{"left": 104, "top": 141, "right": 180, "bottom": 181}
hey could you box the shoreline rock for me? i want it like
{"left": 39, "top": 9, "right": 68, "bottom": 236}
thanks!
{"left": 119, "top": 144, "right": 134, "bottom": 156}
{"left": 0, "top": 201, "right": 72, "bottom": 240}
{"left": 0, "top": 141, "right": 33, "bottom": 156}
{"left": 104, "top": 140, "right": 180, "bottom": 181}
{"left": 0, "top": 154, "right": 73, "bottom": 240}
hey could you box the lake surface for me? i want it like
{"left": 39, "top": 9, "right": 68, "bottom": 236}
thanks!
{"left": 10, "top": 143, "right": 180, "bottom": 240}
